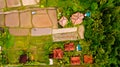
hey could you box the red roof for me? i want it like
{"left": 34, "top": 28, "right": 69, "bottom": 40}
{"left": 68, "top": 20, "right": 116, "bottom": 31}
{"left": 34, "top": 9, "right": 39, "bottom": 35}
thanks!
{"left": 84, "top": 55, "right": 93, "bottom": 64}
{"left": 71, "top": 57, "right": 80, "bottom": 65}
{"left": 53, "top": 48, "right": 63, "bottom": 59}
{"left": 64, "top": 42, "right": 75, "bottom": 51}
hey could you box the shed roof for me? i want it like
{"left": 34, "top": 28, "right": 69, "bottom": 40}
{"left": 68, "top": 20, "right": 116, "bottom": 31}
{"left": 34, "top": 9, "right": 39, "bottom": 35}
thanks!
{"left": 58, "top": 16, "right": 68, "bottom": 27}
{"left": 84, "top": 55, "right": 93, "bottom": 64}
{"left": 19, "top": 54, "right": 28, "bottom": 64}
{"left": 77, "top": 44, "right": 82, "bottom": 51}
{"left": 53, "top": 48, "right": 63, "bottom": 59}
{"left": 71, "top": 57, "right": 80, "bottom": 65}
{"left": 64, "top": 42, "right": 75, "bottom": 51}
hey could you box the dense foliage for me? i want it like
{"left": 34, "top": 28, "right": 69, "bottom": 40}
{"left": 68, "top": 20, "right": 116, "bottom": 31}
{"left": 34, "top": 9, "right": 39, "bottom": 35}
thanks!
{"left": 0, "top": 28, "right": 14, "bottom": 48}
{"left": 0, "top": 27, "right": 14, "bottom": 64}
{"left": 41, "top": 0, "right": 120, "bottom": 66}
{"left": 84, "top": 0, "right": 120, "bottom": 67}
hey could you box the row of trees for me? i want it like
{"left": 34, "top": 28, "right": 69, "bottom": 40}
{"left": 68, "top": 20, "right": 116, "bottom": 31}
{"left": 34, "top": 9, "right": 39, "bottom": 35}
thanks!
{"left": 84, "top": 0, "right": 120, "bottom": 66}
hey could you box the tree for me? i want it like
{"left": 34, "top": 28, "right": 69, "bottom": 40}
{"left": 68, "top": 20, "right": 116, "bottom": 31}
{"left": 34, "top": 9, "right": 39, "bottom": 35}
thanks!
{"left": 91, "top": 2, "right": 98, "bottom": 11}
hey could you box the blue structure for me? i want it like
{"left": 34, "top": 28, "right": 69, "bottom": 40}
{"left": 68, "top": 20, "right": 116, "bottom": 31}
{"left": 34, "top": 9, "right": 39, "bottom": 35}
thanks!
{"left": 76, "top": 44, "right": 82, "bottom": 51}
{"left": 85, "top": 11, "right": 91, "bottom": 17}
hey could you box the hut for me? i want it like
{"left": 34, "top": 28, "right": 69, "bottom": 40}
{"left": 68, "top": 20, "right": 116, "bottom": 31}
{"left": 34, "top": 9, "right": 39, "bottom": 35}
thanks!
{"left": 53, "top": 48, "right": 63, "bottom": 59}
{"left": 84, "top": 55, "right": 93, "bottom": 64}
{"left": 58, "top": 16, "right": 68, "bottom": 27}
{"left": 76, "top": 44, "right": 82, "bottom": 51}
{"left": 71, "top": 12, "right": 84, "bottom": 25}
{"left": 19, "top": 54, "right": 28, "bottom": 64}
{"left": 70, "top": 56, "right": 80, "bottom": 65}
{"left": 64, "top": 42, "right": 75, "bottom": 51}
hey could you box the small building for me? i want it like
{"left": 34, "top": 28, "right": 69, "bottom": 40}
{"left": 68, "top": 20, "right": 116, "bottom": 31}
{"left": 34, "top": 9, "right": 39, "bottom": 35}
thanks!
{"left": 64, "top": 42, "right": 75, "bottom": 51}
{"left": 76, "top": 44, "right": 82, "bottom": 51}
{"left": 53, "top": 48, "right": 63, "bottom": 59}
{"left": 71, "top": 56, "right": 80, "bottom": 65}
{"left": 71, "top": 12, "right": 84, "bottom": 25}
{"left": 85, "top": 11, "right": 91, "bottom": 17}
{"left": 58, "top": 16, "right": 68, "bottom": 27}
{"left": 84, "top": 55, "right": 93, "bottom": 64}
{"left": 19, "top": 54, "right": 28, "bottom": 64}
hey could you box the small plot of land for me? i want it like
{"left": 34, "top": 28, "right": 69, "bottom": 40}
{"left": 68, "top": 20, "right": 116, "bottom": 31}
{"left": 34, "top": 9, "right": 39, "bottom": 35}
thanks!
{"left": 5, "top": 35, "right": 52, "bottom": 64}
{"left": 0, "top": 8, "right": 58, "bottom": 36}
{"left": 0, "top": 0, "right": 40, "bottom": 9}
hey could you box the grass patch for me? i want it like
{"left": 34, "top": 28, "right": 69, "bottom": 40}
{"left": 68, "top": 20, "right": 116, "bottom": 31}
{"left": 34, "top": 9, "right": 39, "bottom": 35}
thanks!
{"left": 5, "top": 35, "right": 52, "bottom": 64}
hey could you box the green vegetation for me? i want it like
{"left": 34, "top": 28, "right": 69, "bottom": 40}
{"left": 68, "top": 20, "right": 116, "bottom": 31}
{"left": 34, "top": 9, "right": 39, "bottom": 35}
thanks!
{"left": 0, "top": 0, "right": 120, "bottom": 66}
{"left": 83, "top": 0, "right": 120, "bottom": 67}
{"left": 4, "top": 35, "right": 52, "bottom": 65}
{"left": 0, "top": 27, "right": 14, "bottom": 65}
{"left": 0, "top": 28, "right": 14, "bottom": 48}
{"left": 40, "top": 0, "right": 120, "bottom": 66}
